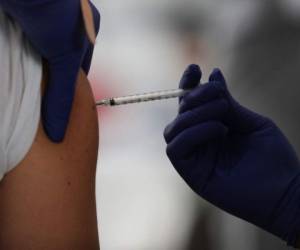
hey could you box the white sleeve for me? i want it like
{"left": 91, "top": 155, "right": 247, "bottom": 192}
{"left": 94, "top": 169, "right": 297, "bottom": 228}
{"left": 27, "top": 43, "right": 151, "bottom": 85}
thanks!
{"left": 0, "top": 8, "right": 42, "bottom": 181}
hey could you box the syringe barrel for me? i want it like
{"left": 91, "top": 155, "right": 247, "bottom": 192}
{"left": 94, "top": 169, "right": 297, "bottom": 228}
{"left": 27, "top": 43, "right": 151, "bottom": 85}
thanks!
{"left": 111, "top": 89, "right": 190, "bottom": 106}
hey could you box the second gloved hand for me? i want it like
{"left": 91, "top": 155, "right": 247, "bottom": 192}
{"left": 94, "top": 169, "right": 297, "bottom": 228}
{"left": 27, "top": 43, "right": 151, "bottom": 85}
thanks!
{"left": 164, "top": 65, "right": 300, "bottom": 247}
{"left": 1, "top": 0, "right": 101, "bottom": 142}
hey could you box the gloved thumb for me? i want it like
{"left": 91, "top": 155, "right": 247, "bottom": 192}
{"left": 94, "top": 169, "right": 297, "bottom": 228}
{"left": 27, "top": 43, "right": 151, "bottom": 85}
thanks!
{"left": 42, "top": 59, "right": 81, "bottom": 142}
{"left": 209, "top": 68, "right": 270, "bottom": 133}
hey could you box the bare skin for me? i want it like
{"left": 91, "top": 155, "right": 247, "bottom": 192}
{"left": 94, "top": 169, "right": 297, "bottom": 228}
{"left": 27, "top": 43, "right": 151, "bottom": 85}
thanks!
{"left": 0, "top": 61, "right": 100, "bottom": 250}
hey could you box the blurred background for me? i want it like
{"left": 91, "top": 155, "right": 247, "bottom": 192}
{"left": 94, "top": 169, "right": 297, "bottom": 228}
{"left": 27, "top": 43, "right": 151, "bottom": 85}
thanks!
{"left": 89, "top": 0, "right": 300, "bottom": 249}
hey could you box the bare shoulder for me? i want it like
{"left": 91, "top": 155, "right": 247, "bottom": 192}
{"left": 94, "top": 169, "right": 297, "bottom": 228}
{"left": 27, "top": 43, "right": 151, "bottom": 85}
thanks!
{"left": 0, "top": 61, "right": 100, "bottom": 250}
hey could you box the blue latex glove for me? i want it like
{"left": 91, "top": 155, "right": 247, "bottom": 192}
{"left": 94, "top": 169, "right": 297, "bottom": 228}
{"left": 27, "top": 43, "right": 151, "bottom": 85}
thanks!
{"left": 1, "top": 0, "right": 101, "bottom": 142}
{"left": 164, "top": 64, "right": 300, "bottom": 246}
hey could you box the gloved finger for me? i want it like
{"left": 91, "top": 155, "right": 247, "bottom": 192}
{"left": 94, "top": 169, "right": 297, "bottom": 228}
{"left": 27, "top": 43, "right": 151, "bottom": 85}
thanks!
{"left": 81, "top": 1, "right": 101, "bottom": 74}
{"left": 164, "top": 98, "right": 229, "bottom": 143}
{"left": 179, "top": 81, "right": 225, "bottom": 114}
{"left": 179, "top": 64, "right": 202, "bottom": 103}
{"left": 172, "top": 140, "right": 220, "bottom": 196}
{"left": 42, "top": 59, "right": 80, "bottom": 143}
{"left": 179, "top": 64, "right": 201, "bottom": 89}
{"left": 166, "top": 121, "right": 228, "bottom": 160}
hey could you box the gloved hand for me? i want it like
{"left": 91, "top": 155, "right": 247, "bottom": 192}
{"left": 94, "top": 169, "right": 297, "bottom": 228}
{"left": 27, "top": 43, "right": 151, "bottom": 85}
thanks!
{"left": 164, "top": 64, "right": 300, "bottom": 247}
{"left": 0, "top": 0, "right": 101, "bottom": 142}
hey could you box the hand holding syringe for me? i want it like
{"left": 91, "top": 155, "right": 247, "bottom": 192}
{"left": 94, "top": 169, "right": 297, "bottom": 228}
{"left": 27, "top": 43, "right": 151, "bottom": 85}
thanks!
{"left": 96, "top": 88, "right": 194, "bottom": 107}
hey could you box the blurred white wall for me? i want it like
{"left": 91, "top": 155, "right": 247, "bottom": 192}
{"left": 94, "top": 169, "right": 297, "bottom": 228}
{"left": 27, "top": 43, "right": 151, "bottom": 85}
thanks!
{"left": 88, "top": 1, "right": 300, "bottom": 249}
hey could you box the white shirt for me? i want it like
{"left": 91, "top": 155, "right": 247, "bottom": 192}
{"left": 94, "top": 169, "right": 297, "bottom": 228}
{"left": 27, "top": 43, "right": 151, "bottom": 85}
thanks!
{"left": 0, "top": 8, "right": 42, "bottom": 181}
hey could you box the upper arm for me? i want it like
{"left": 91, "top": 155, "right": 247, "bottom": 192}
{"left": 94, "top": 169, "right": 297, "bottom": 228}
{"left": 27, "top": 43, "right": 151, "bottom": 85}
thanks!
{"left": 0, "top": 63, "right": 100, "bottom": 250}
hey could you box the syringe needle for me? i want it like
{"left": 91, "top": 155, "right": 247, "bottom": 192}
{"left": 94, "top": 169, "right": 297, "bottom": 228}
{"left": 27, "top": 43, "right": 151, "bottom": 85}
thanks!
{"left": 95, "top": 88, "right": 193, "bottom": 107}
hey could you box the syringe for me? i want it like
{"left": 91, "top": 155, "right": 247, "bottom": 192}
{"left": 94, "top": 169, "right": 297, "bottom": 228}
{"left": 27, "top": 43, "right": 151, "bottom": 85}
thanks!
{"left": 96, "top": 88, "right": 193, "bottom": 107}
